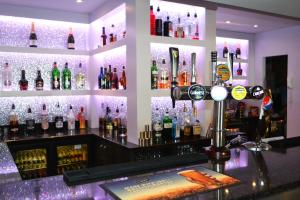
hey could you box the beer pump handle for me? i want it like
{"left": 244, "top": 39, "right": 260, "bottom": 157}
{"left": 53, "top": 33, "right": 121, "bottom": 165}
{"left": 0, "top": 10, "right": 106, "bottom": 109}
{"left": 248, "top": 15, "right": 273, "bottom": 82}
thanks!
{"left": 191, "top": 52, "right": 196, "bottom": 85}
{"left": 211, "top": 51, "right": 217, "bottom": 84}
{"left": 169, "top": 47, "right": 179, "bottom": 108}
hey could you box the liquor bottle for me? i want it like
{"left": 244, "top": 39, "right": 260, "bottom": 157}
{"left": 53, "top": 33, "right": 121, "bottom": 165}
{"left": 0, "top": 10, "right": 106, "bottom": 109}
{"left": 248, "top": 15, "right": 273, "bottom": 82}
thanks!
{"left": 67, "top": 105, "right": 75, "bottom": 130}
{"left": 192, "top": 108, "right": 201, "bottom": 136}
{"left": 105, "top": 66, "right": 111, "bottom": 89}
{"left": 155, "top": 6, "right": 162, "bottom": 36}
{"left": 2, "top": 62, "right": 12, "bottom": 91}
{"left": 151, "top": 60, "right": 158, "bottom": 89}
{"left": 182, "top": 104, "right": 192, "bottom": 136}
{"left": 109, "top": 24, "right": 116, "bottom": 43}
{"left": 77, "top": 107, "right": 86, "bottom": 129}
{"left": 237, "top": 62, "right": 243, "bottom": 76}
{"left": 35, "top": 70, "right": 44, "bottom": 91}
{"left": 236, "top": 44, "right": 241, "bottom": 59}
{"left": 9, "top": 104, "right": 19, "bottom": 134}
{"left": 119, "top": 66, "right": 126, "bottom": 90}
{"left": 150, "top": 5, "right": 156, "bottom": 35}
{"left": 111, "top": 67, "right": 119, "bottom": 90}
{"left": 179, "top": 60, "right": 189, "bottom": 86}
{"left": 99, "top": 103, "right": 106, "bottom": 131}
{"left": 52, "top": 62, "right": 60, "bottom": 90}
{"left": 175, "top": 17, "right": 185, "bottom": 38}
{"left": 152, "top": 107, "right": 163, "bottom": 139}
{"left": 75, "top": 63, "right": 85, "bottom": 89}
{"left": 223, "top": 42, "right": 228, "bottom": 58}
{"left": 104, "top": 67, "right": 109, "bottom": 89}
{"left": 172, "top": 116, "right": 180, "bottom": 139}
{"left": 105, "top": 106, "right": 113, "bottom": 135}
{"left": 54, "top": 102, "right": 64, "bottom": 130}
{"left": 192, "top": 12, "right": 200, "bottom": 40}
{"left": 26, "top": 107, "right": 35, "bottom": 132}
{"left": 118, "top": 103, "right": 127, "bottom": 137}
{"left": 19, "top": 70, "right": 28, "bottom": 91}
{"left": 67, "top": 27, "right": 75, "bottom": 49}
{"left": 159, "top": 59, "right": 169, "bottom": 89}
{"left": 163, "top": 15, "right": 173, "bottom": 37}
{"left": 40, "top": 104, "right": 49, "bottom": 131}
{"left": 101, "top": 27, "right": 107, "bottom": 46}
{"left": 29, "top": 22, "right": 37, "bottom": 48}
{"left": 109, "top": 65, "right": 113, "bottom": 87}
{"left": 185, "top": 12, "right": 192, "bottom": 38}
{"left": 62, "top": 62, "right": 71, "bottom": 90}
{"left": 112, "top": 107, "right": 121, "bottom": 138}
{"left": 98, "top": 67, "right": 104, "bottom": 89}
{"left": 162, "top": 108, "right": 172, "bottom": 141}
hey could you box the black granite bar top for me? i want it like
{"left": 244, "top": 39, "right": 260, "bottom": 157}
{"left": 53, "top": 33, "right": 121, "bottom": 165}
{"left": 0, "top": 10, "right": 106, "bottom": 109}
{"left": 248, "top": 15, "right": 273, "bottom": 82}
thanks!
{"left": 1, "top": 144, "right": 300, "bottom": 199}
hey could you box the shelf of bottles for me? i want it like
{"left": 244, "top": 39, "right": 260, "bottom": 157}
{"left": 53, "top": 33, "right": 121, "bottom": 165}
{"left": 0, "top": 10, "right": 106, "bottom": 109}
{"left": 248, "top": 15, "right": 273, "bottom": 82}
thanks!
{"left": 57, "top": 144, "right": 88, "bottom": 174}
{"left": 93, "top": 45, "right": 127, "bottom": 92}
{"left": 90, "top": 3, "right": 126, "bottom": 52}
{"left": 13, "top": 148, "right": 47, "bottom": 180}
{"left": 150, "top": 43, "right": 205, "bottom": 92}
{"left": 149, "top": 0, "right": 206, "bottom": 41}
{"left": 216, "top": 37, "right": 249, "bottom": 85}
{"left": 2, "top": 96, "right": 88, "bottom": 133}
{"left": 150, "top": 97, "right": 204, "bottom": 142}
{"left": 97, "top": 96, "right": 127, "bottom": 138}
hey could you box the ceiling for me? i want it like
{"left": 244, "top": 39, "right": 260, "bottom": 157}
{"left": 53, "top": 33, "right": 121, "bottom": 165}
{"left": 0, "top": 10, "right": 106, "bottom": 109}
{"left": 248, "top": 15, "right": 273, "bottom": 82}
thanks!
{"left": 216, "top": 7, "right": 300, "bottom": 33}
{"left": 0, "top": 0, "right": 106, "bottom": 13}
{"left": 204, "top": 0, "right": 300, "bottom": 19}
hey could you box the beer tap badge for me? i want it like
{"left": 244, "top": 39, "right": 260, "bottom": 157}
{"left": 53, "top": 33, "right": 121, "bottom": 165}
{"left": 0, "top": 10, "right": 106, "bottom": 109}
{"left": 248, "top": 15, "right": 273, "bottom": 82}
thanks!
{"left": 231, "top": 85, "right": 247, "bottom": 100}
{"left": 210, "top": 85, "right": 228, "bottom": 101}
{"left": 188, "top": 84, "right": 206, "bottom": 101}
{"left": 250, "top": 86, "right": 264, "bottom": 99}
{"left": 216, "top": 64, "right": 230, "bottom": 82}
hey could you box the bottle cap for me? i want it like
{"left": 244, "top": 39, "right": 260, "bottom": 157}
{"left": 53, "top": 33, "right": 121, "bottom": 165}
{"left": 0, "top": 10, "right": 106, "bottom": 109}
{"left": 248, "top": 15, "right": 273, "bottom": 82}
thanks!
{"left": 11, "top": 104, "right": 15, "bottom": 109}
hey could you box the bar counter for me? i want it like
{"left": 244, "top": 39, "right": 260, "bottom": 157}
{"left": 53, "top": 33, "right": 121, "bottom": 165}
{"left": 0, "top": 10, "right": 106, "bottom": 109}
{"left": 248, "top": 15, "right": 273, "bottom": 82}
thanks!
{"left": 1, "top": 137, "right": 300, "bottom": 199}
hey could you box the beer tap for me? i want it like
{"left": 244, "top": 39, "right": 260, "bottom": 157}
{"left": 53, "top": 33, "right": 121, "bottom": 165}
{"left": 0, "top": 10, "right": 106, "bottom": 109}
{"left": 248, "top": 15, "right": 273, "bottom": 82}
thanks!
{"left": 190, "top": 52, "right": 197, "bottom": 113}
{"left": 169, "top": 47, "right": 179, "bottom": 108}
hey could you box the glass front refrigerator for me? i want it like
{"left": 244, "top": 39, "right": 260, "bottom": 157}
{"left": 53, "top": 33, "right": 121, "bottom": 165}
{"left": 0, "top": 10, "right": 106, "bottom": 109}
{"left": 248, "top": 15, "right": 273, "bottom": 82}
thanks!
{"left": 56, "top": 144, "right": 88, "bottom": 175}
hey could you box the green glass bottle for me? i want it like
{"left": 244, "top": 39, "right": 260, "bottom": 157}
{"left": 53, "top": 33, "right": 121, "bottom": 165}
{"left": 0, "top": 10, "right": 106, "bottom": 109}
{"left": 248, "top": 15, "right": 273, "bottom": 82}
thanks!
{"left": 163, "top": 108, "right": 172, "bottom": 141}
{"left": 52, "top": 62, "right": 60, "bottom": 90}
{"left": 151, "top": 60, "right": 158, "bottom": 89}
{"left": 62, "top": 62, "right": 71, "bottom": 90}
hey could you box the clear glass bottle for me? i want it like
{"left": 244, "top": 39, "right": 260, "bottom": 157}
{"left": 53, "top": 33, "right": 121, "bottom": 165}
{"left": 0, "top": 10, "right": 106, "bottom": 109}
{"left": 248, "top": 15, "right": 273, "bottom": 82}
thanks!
{"left": 159, "top": 59, "right": 170, "bottom": 89}
{"left": 175, "top": 17, "right": 185, "bottom": 38}
{"left": 111, "top": 67, "right": 119, "bottom": 90}
{"left": 182, "top": 104, "right": 192, "bottom": 136}
{"left": 54, "top": 102, "right": 64, "bottom": 130}
{"left": 119, "top": 66, "right": 126, "bottom": 90}
{"left": 76, "top": 63, "right": 85, "bottom": 89}
{"left": 67, "top": 105, "right": 75, "bottom": 130}
{"left": 118, "top": 103, "right": 127, "bottom": 137}
{"left": 9, "top": 104, "right": 19, "bottom": 134}
{"left": 172, "top": 116, "right": 180, "bottom": 140}
{"left": 40, "top": 104, "right": 49, "bottom": 131}
{"left": 77, "top": 107, "right": 86, "bottom": 129}
{"left": 192, "top": 108, "right": 201, "bottom": 136}
{"left": 2, "top": 62, "right": 12, "bottom": 91}
{"left": 185, "top": 12, "right": 192, "bottom": 38}
{"left": 105, "top": 106, "right": 113, "bottom": 135}
{"left": 26, "top": 107, "right": 35, "bottom": 132}
{"left": 152, "top": 107, "right": 163, "bottom": 138}
{"left": 192, "top": 12, "right": 200, "bottom": 40}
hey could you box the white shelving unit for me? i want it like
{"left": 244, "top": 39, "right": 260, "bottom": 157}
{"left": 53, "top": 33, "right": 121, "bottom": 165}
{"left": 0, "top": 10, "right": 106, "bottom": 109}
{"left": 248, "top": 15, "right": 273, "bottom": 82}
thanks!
{"left": 0, "top": 0, "right": 217, "bottom": 144}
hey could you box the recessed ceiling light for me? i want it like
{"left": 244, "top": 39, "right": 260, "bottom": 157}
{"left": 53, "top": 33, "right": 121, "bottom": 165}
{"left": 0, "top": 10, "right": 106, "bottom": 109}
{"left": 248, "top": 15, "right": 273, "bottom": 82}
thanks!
{"left": 254, "top": 24, "right": 258, "bottom": 28}
{"left": 226, "top": 21, "right": 231, "bottom": 24}
{"left": 76, "top": 0, "right": 84, "bottom": 3}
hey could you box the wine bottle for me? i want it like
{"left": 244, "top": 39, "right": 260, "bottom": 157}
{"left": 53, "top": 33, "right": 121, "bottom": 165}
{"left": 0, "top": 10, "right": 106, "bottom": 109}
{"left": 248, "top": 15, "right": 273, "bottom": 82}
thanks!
{"left": 51, "top": 62, "right": 60, "bottom": 90}
{"left": 2, "top": 62, "right": 12, "bottom": 91}
{"left": 67, "top": 27, "right": 75, "bottom": 50}
{"left": 119, "top": 66, "right": 126, "bottom": 90}
{"left": 111, "top": 67, "right": 118, "bottom": 90}
{"left": 67, "top": 105, "right": 75, "bottom": 130}
{"left": 237, "top": 62, "right": 243, "bottom": 76}
{"left": 9, "top": 104, "right": 19, "bottom": 134}
{"left": 29, "top": 22, "right": 37, "bottom": 48}
{"left": 62, "top": 62, "right": 71, "bottom": 90}
{"left": 150, "top": 5, "right": 156, "bottom": 35}
{"left": 40, "top": 104, "right": 49, "bottom": 131}
{"left": 101, "top": 27, "right": 107, "bottom": 46}
{"left": 75, "top": 63, "right": 85, "bottom": 89}
{"left": 236, "top": 44, "right": 241, "bottom": 59}
{"left": 98, "top": 67, "right": 104, "bottom": 89}
{"left": 103, "top": 68, "right": 108, "bottom": 89}
{"left": 19, "top": 70, "right": 28, "bottom": 91}
{"left": 223, "top": 42, "right": 228, "bottom": 58}
{"left": 35, "top": 70, "right": 44, "bottom": 91}
{"left": 151, "top": 60, "right": 158, "bottom": 89}
{"left": 155, "top": 6, "right": 162, "bottom": 36}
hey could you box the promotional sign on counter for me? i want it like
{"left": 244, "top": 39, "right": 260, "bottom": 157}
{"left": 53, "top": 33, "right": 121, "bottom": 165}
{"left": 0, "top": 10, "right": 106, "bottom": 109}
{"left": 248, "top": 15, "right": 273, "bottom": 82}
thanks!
{"left": 101, "top": 166, "right": 239, "bottom": 200}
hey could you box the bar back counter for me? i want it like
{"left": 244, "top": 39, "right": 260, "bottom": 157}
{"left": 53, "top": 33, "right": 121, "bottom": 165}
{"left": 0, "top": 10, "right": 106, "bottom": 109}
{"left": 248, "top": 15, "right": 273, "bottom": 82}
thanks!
{"left": 1, "top": 131, "right": 300, "bottom": 199}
